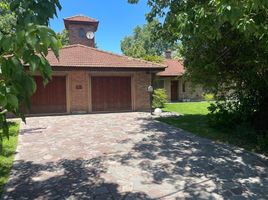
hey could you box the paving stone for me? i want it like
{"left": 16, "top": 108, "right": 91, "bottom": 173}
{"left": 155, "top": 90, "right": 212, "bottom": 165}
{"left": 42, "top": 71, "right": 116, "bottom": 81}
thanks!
{"left": 248, "top": 186, "right": 264, "bottom": 195}
{"left": 231, "top": 187, "right": 244, "bottom": 195}
{"left": 94, "top": 193, "right": 113, "bottom": 200}
{"left": 229, "top": 195, "right": 248, "bottom": 200}
{"left": 222, "top": 190, "right": 233, "bottom": 198}
{"left": 2, "top": 112, "right": 268, "bottom": 199}
{"left": 94, "top": 186, "right": 109, "bottom": 195}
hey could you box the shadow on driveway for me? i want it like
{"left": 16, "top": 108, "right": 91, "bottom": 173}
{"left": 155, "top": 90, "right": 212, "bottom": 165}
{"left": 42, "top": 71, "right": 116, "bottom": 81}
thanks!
{"left": 2, "top": 113, "right": 268, "bottom": 199}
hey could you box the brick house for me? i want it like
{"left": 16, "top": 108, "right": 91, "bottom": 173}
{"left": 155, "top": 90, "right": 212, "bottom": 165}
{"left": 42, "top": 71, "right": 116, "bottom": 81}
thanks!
{"left": 154, "top": 51, "right": 204, "bottom": 102}
{"left": 29, "top": 15, "right": 165, "bottom": 114}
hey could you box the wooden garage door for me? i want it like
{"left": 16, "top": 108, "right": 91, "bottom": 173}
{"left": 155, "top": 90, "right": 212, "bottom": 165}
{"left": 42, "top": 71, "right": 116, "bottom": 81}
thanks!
{"left": 30, "top": 76, "right": 67, "bottom": 114}
{"left": 91, "top": 76, "right": 132, "bottom": 112}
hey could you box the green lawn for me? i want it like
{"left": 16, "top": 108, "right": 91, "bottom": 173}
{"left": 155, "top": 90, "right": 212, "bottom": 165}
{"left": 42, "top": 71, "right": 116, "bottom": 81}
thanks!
{"left": 164, "top": 102, "right": 210, "bottom": 115}
{"left": 0, "top": 122, "right": 20, "bottom": 195}
{"left": 159, "top": 102, "right": 268, "bottom": 155}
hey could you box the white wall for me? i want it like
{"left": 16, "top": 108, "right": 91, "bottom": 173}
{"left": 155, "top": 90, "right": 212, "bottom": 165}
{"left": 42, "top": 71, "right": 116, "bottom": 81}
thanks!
{"left": 155, "top": 77, "right": 204, "bottom": 102}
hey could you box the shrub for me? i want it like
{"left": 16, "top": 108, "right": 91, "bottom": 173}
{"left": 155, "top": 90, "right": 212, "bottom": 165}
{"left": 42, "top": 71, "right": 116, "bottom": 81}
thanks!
{"left": 208, "top": 101, "right": 242, "bottom": 128}
{"left": 204, "top": 93, "right": 214, "bottom": 101}
{"left": 152, "top": 89, "right": 168, "bottom": 108}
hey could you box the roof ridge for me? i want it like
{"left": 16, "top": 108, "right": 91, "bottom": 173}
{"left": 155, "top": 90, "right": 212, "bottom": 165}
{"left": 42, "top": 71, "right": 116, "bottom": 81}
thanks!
{"left": 64, "top": 15, "right": 98, "bottom": 22}
{"left": 73, "top": 44, "right": 167, "bottom": 68}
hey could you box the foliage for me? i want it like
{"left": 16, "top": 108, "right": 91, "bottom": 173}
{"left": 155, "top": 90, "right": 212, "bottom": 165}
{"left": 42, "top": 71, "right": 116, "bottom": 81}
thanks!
{"left": 0, "top": 0, "right": 61, "bottom": 151}
{"left": 0, "top": 2, "right": 16, "bottom": 35}
{"left": 143, "top": 55, "right": 163, "bottom": 63}
{"left": 0, "top": 122, "right": 19, "bottom": 195}
{"left": 161, "top": 102, "right": 268, "bottom": 155}
{"left": 57, "top": 29, "right": 69, "bottom": 46}
{"left": 204, "top": 93, "right": 215, "bottom": 101}
{"left": 129, "top": 0, "right": 268, "bottom": 131}
{"left": 173, "top": 43, "right": 184, "bottom": 59}
{"left": 208, "top": 101, "right": 242, "bottom": 128}
{"left": 121, "top": 20, "right": 177, "bottom": 58}
{"left": 152, "top": 89, "right": 168, "bottom": 108}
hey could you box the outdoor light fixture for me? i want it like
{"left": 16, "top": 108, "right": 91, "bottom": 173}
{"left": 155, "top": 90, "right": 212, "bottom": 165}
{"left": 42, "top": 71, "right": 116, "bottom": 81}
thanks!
{"left": 147, "top": 85, "right": 154, "bottom": 115}
{"left": 147, "top": 85, "right": 154, "bottom": 93}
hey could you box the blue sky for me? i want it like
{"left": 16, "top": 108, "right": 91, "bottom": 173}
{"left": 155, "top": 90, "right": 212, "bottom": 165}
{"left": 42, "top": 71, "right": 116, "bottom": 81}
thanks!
{"left": 49, "top": 0, "right": 149, "bottom": 54}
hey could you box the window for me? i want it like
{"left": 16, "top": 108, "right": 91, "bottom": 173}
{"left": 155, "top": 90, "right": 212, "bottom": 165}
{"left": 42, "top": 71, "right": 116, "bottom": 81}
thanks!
{"left": 154, "top": 79, "right": 165, "bottom": 89}
{"left": 79, "top": 28, "right": 85, "bottom": 38}
{"left": 182, "top": 81, "right": 186, "bottom": 92}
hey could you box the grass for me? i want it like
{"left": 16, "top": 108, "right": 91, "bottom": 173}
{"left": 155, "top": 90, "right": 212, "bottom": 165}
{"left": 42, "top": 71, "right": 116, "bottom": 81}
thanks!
{"left": 159, "top": 102, "right": 268, "bottom": 155}
{"left": 0, "top": 122, "right": 20, "bottom": 195}
{"left": 164, "top": 102, "right": 211, "bottom": 115}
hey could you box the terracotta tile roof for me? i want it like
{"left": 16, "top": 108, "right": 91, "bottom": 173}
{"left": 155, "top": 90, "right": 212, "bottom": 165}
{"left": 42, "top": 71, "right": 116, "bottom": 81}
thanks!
{"left": 64, "top": 15, "right": 98, "bottom": 23}
{"left": 46, "top": 44, "right": 166, "bottom": 69}
{"left": 157, "top": 59, "right": 185, "bottom": 76}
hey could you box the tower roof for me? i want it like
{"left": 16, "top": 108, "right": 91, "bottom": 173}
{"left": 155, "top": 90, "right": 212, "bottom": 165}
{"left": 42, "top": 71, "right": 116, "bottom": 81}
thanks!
{"left": 64, "top": 15, "right": 99, "bottom": 29}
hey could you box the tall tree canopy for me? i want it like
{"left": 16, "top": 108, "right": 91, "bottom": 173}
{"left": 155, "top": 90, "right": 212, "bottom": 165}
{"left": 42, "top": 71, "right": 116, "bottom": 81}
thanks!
{"left": 121, "top": 20, "right": 177, "bottom": 60}
{"left": 129, "top": 0, "right": 268, "bottom": 131}
{"left": 0, "top": 2, "right": 16, "bottom": 34}
{"left": 0, "top": 0, "right": 61, "bottom": 150}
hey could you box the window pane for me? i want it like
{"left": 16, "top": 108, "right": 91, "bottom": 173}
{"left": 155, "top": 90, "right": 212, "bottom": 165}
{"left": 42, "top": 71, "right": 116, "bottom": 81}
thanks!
{"left": 183, "top": 82, "right": 186, "bottom": 92}
{"left": 79, "top": 28, "right": 85, "bottom": 38}
{"left": 154, "top": 80, "right": 165, "bottom": 89}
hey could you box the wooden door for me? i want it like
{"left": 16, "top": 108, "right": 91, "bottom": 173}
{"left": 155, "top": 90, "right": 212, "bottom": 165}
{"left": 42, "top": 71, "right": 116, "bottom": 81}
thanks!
{"left": 30, "top": 76, "right": 67, "bottom": 114}
{"left": 171, "top": 80, "right": 179, "bottom": 102}
{"left": 91, "top": 76, "right": 132, "bottom": 112}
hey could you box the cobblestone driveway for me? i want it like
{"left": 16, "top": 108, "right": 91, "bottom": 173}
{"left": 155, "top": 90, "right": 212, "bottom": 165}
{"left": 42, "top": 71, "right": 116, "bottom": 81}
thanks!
{"left": 2, "top": 113, "right": 268, "bottom": 199}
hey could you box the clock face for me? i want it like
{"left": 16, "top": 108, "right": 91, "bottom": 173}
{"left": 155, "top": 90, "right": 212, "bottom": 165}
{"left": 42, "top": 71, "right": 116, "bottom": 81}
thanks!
{"left": 86, "top": 31, "right": 94, "bottom": 40}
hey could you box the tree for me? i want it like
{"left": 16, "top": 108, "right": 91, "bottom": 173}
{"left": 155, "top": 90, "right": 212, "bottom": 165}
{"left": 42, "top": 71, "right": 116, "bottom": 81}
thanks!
{"left": 0, "top": 2, "right": 16, "bottom": 35}
{"left": 129, "top": 0, "right": 268, "bottom": 131}
{"left": 57, "top": 29, "right": 69, "bottom": 46}
{"left": 121, "top": 20, "right": 177, "bottom": 59}
{"left": 0, "top": 0, "right": 62, "bottom": 152}
{"left": 173, "top": 43, "right": 184, "bottom": 59}
{"left": 143, "top": 55, "right": 163, "bottom": 63}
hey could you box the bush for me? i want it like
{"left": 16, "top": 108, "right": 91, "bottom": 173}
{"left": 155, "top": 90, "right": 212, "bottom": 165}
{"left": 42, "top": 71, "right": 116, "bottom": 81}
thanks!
{"left": 208, "top": 101, "right": 243, "bottom": 128}
{"left": 204, "top": 93, "right": 214, "bottom": 101}
{"left": 152, "top": 89, "right": 168, "bottom": 108}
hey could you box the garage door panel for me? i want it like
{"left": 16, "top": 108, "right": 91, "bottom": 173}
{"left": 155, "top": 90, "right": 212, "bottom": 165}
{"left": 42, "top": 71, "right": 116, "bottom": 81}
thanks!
{"left": 30, "top": 76, "right": 67, "bottom": 114}
{"left": 92, "top": 76, "right": 131, "bottom": 112}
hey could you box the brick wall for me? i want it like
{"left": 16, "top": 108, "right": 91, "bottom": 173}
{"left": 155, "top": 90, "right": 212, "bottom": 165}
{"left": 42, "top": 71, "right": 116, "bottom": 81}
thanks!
{"left": 68, "top": 24, "right": 95, "bottom": 47}
{"left": 69, "top": 71, "right": 89, "bottom": 113}
{"left": 59, "top": 71, "right": 152, "bottom": 113}
{"left": 134, "top": 72, "right": 151, "bottom": 111}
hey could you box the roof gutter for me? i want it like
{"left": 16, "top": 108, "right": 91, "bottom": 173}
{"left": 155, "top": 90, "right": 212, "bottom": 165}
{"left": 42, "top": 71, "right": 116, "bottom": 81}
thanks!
{"left": 49, "top": 66, "right": 165, "bottom": 72}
